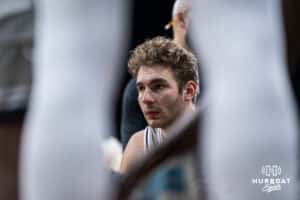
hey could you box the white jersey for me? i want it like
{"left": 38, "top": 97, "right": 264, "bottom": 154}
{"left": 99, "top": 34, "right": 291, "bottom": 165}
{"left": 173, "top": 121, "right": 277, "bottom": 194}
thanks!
{"left": 143, "top": 126, "right": 164, "bottom": 153}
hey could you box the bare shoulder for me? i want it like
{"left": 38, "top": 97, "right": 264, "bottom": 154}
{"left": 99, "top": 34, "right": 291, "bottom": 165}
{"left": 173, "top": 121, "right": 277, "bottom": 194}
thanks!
{"left": 120, "top": 130, "right": 145, "bottom": 174}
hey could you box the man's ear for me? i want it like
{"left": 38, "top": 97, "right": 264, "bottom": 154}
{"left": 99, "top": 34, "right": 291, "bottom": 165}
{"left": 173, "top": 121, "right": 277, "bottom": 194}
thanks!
{"left": 183, "top": 80, "right": 197, "bottom": 102}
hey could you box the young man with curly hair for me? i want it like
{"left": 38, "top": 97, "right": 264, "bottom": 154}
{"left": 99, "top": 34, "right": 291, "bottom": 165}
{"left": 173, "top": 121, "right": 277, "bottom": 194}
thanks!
{"left": 120, "top": 36, "right": 199, "bottom": 173}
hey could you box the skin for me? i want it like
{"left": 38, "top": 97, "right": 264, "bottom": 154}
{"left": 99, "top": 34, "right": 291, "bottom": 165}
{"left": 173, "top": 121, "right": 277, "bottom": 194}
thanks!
{"left": 137, "top": 65, "right": 186, "bottom": 129}
{"left": 120, "top": 65, "right": 196, "bottom": 173}
{"left": 173, "top": 11, "right": 189, "bottom": 49}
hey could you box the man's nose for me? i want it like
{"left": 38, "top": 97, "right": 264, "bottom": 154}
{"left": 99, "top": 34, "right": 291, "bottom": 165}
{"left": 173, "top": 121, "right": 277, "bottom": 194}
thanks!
{"left": 140, "top": 89, "right": 155, "bottom": 105}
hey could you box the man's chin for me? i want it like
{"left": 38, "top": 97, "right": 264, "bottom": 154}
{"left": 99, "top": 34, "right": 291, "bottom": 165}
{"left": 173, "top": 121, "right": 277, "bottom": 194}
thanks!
{"left": 146, "top": 120, "right": 162, "bottom": 128}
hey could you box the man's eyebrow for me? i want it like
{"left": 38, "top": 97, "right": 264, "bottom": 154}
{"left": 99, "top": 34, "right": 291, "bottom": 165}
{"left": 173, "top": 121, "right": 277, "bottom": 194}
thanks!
{"left": 149, "top": 78, "right": 168, "bottom": 84}
{"left": 136, "top": 78, "right": 168, "bottom": 87}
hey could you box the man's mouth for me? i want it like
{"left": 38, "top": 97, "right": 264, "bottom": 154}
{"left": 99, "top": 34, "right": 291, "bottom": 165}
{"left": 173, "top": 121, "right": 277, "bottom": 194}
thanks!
{"left": 145, "top": 111, "right": 160, "bottom": 119}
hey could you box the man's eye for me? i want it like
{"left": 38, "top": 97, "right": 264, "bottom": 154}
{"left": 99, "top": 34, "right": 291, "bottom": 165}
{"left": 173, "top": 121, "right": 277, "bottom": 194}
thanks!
{"left": 137, "top": 86, "right": 144, "bottom": 92}
{"left": 153, "top": 84, "right": 165, "bottom": 91}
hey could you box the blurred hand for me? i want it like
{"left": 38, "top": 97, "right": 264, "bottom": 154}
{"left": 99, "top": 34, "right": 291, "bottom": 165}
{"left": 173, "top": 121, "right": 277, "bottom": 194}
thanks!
{"left": 172, "top": 10, "right": 189, "bottom": 48}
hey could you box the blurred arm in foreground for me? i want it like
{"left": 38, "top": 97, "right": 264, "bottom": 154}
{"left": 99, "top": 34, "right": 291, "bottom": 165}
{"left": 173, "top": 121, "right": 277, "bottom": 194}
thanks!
{"left": 20, "top": 1, "right": 129, "bottom": 200}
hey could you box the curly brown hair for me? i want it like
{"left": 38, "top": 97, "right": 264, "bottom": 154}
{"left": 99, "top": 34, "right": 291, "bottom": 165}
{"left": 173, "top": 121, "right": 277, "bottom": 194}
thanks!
{"left": 128, "top": 36, "right": 199, "bottom": 94}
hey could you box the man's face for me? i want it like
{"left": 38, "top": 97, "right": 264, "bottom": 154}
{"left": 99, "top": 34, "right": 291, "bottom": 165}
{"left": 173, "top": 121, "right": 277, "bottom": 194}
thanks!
{"left": 136, "top": 65, "right": 186, "bottom": 129}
